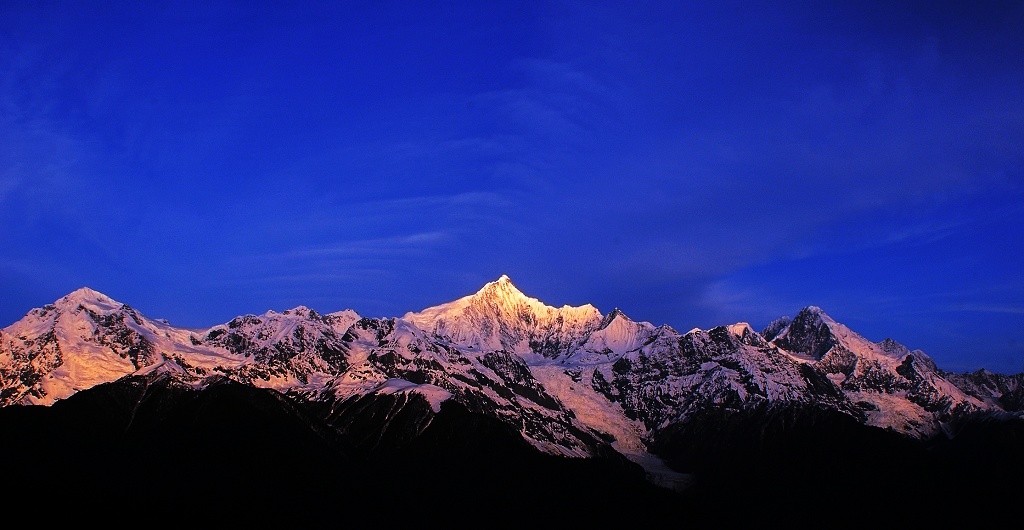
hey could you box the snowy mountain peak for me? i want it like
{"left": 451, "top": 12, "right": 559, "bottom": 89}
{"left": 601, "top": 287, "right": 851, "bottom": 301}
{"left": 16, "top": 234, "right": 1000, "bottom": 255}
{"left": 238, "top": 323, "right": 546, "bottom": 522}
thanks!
{"left": 877, "top": 338, "right": 938, "bottom": 370}
{"left": 65, "top": 286, "right": 109, "bottom": 301}
{"left": 57, "top": 286, "right": 122, "bottom": 314}
{"left": 472, "top": 274, "right": 534, "bottom": 309}
{"left": 799, "top": 305, "right": 834, "bottom": 322}
{"left": 727, "top": 322, "right": 755, "bottom": 336}
{"left": 771, "top": 306, "right": 841, "bottom": 360}
{"left": 705, "top": 322, "right": 765, "bottom": 347}
{"left": 402, "top": 276, "right": 602, "bottom": 355}
{"left": 760, "top": 315, "right": 792, "bottom": 342}
{"left": 281, "top": 306, "right": 317, "bottom": 317}
{"left": 774, "top": 305, "right": 907, "bottom": 363}
{"left": 579, "top": 307, "right": 654, "bottom": 358}
{"left": 326, "top": 308, "right": 361, "bottom": 331}
{"left": 598, "top": 307, "right": 630, "bottom": 329}
{"left": 406, "top": 276, "right": 545, "bottom": 325}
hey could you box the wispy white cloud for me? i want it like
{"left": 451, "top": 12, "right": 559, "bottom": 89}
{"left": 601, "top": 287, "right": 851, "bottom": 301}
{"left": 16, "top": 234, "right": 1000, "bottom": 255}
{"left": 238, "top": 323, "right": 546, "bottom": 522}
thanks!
{"left": 226, "top": 223, "right": 459, "bottom": 286}
{"left": 349, "top": 191, "right": 510, "bottom": 214}
{"left": 471, "top": 57, "right": 624, "bottom": 148}
{"left": 0, "top": 117, "right": 86, "bottom": 209}
{"left": 944, "top": 304, "right": 1024, "bottom": 316}
{"left": 226, "top": 271, "right": 388, "bottom": 285}
{"left": 256, "top": 231, "right": 452, "bottom": 261}
{"left": 0, "top": 38, "right": 82, "bottom": 209}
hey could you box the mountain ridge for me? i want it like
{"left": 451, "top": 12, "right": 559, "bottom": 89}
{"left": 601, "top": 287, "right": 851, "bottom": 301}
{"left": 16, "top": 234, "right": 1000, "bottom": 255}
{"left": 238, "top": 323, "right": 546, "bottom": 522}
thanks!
{"left": 3, "top": 276, "right": 1023, "bottom": 522}
{"left": 4, "top": 277, "right": 1020, "bottom": 422}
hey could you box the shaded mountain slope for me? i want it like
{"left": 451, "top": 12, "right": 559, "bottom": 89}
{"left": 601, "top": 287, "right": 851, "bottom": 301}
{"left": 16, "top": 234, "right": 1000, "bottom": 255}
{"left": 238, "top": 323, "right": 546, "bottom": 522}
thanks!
{"left": 1, "top": 373, "right": 691, "bottom": 527}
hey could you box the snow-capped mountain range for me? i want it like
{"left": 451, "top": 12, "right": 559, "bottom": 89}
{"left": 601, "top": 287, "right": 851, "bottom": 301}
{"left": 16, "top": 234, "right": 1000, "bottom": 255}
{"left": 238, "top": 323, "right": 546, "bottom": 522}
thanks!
{"left": 2, "top": 275, "right": 1022, "bottom": 491}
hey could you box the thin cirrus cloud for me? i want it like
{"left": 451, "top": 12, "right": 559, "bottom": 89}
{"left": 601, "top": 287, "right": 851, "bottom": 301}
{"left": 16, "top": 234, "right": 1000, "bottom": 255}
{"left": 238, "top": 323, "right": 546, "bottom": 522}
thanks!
{"left": 213, "top": 229, "right": 458, "bottom": 316}
{"left": 218, "top": 191, "right": 517, "bottom": 292}
{"left": 282, "top": 192, "right": 518, "bottom": 238}
{"left": 469, "top": 58, "right": 624, "bottom": 156}
{"left": 253, "top": 231, "right": 452, "bottom": 264}
{"left": 945, "top": 304, "right": 1024, "bottom": 316}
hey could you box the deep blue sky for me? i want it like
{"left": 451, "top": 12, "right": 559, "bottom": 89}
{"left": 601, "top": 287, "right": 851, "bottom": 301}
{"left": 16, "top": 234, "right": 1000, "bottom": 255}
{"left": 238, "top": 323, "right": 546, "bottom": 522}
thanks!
{"left": 3, "top": 1, "right": 1022, "bottom": 374}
